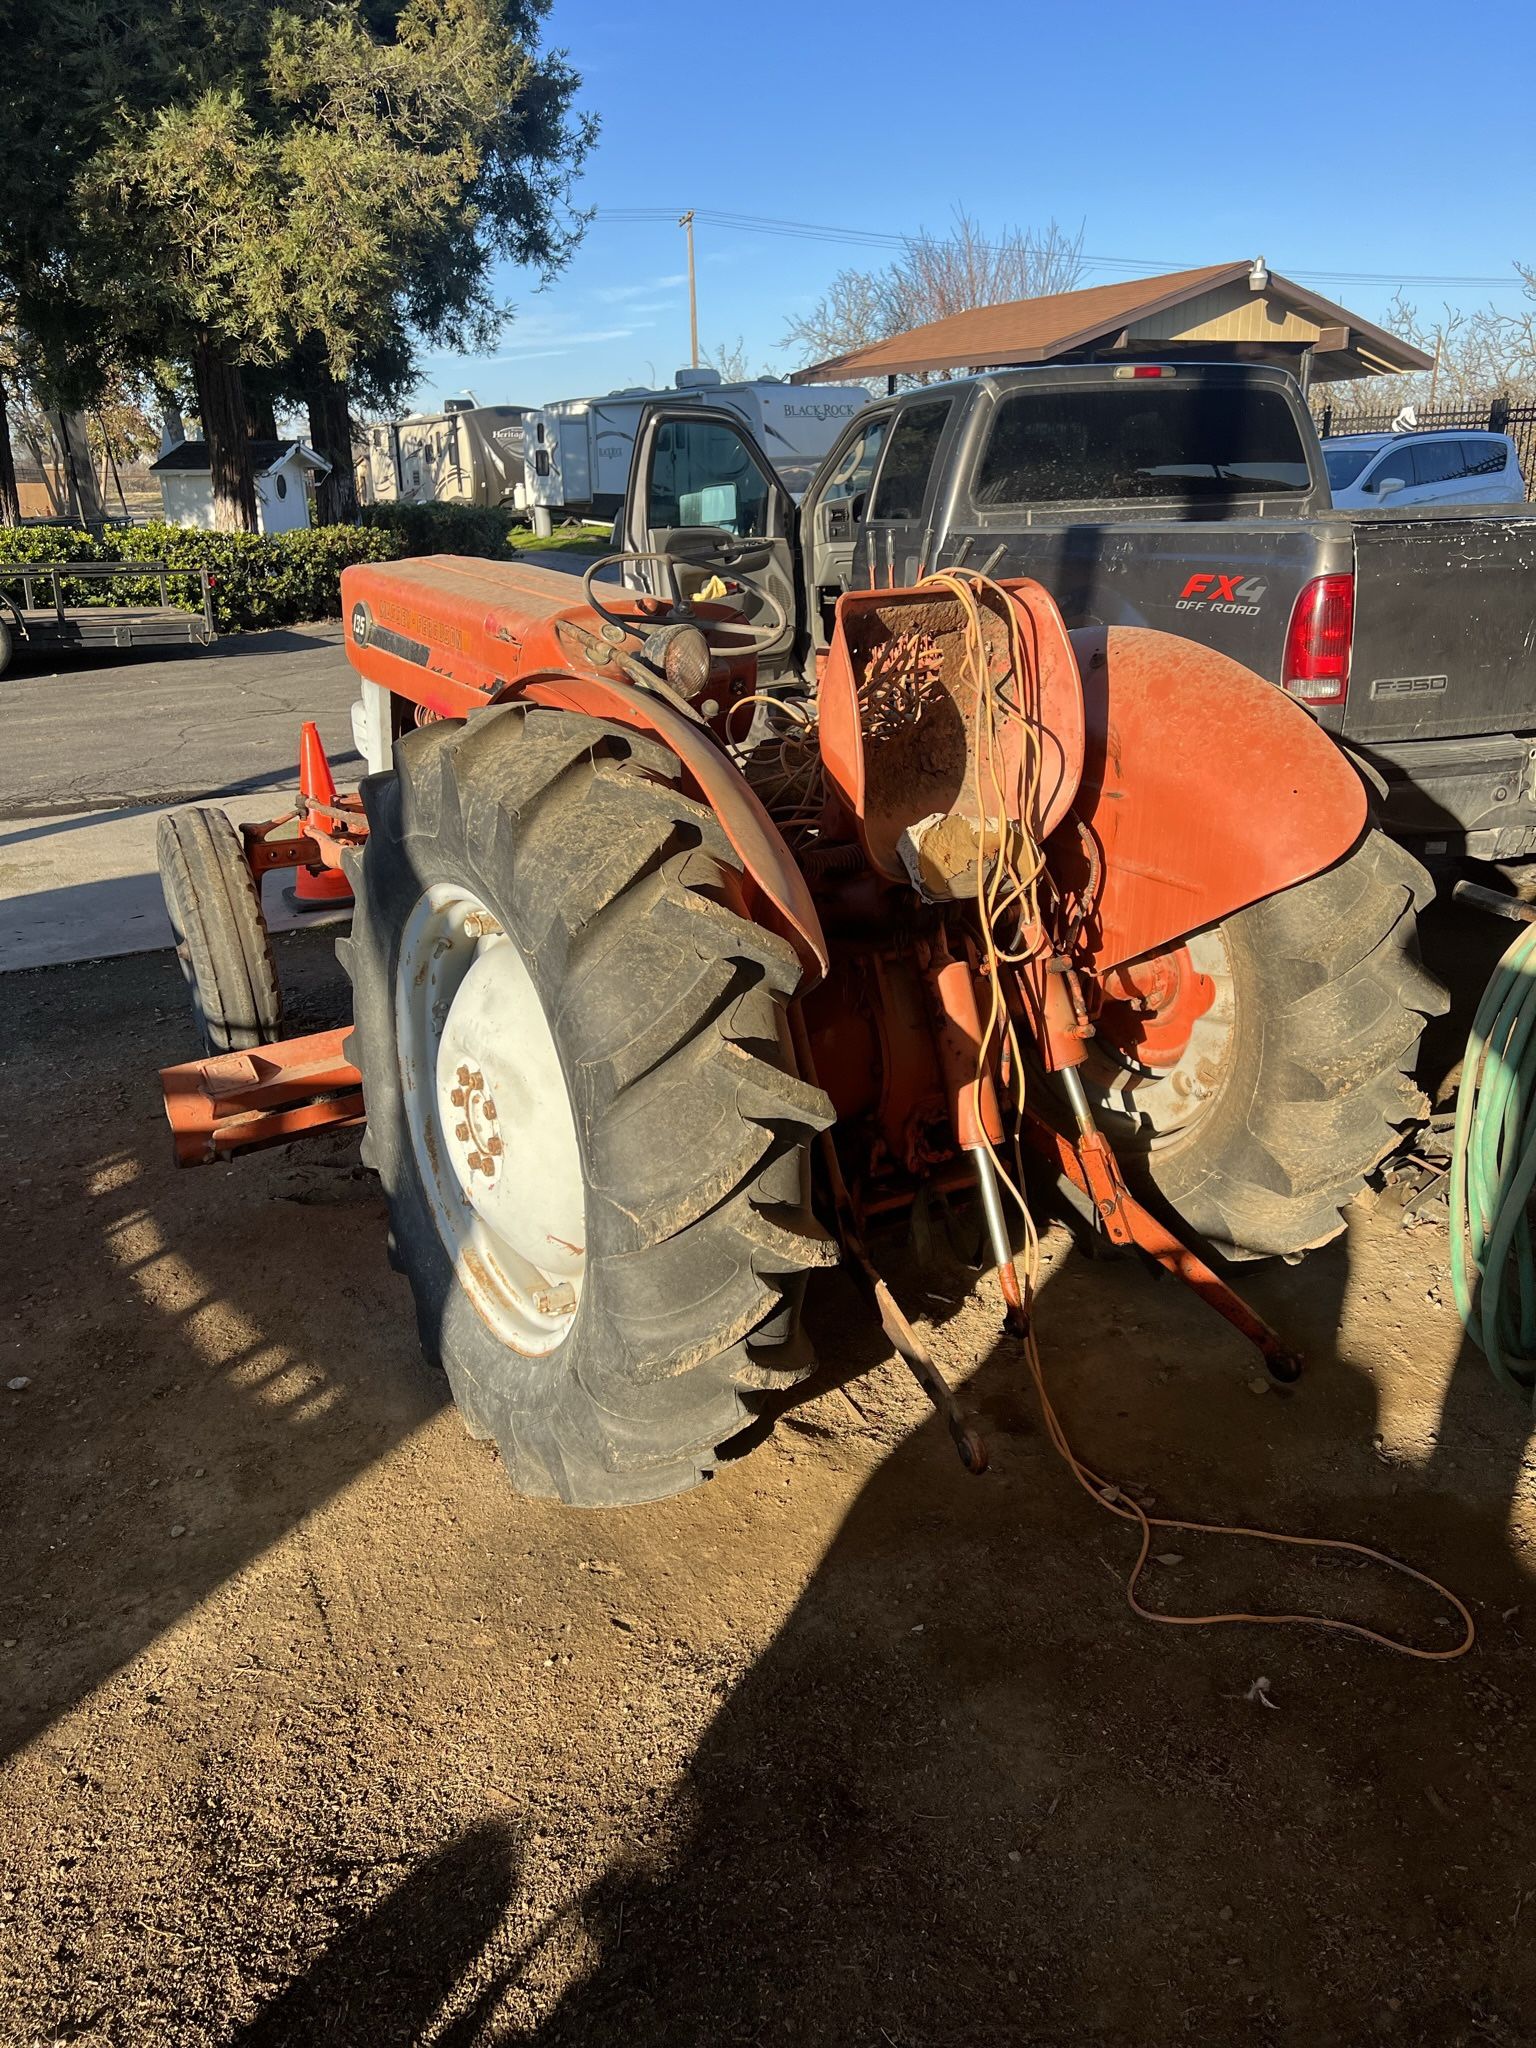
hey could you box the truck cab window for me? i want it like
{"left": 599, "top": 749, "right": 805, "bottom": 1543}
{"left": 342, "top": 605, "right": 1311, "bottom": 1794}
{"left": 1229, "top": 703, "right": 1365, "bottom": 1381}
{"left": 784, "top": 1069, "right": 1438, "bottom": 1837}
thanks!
{"left": 868, "top": 401, "right": 951, "bottom": 521}
{"left": 648, "top": 418, "right": 772, "bottom": 536}
{"left": 821, "top": 415, "right": 888, "bottom": 510}
{"left": 974, "top": 386, "right": 1312, "bottom": 505}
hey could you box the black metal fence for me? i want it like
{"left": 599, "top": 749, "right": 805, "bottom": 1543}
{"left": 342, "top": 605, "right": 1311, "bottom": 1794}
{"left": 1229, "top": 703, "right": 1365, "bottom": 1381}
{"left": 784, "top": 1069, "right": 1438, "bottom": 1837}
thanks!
{"left": 1310, "top": 395, "right": 1536, "bottom": 499}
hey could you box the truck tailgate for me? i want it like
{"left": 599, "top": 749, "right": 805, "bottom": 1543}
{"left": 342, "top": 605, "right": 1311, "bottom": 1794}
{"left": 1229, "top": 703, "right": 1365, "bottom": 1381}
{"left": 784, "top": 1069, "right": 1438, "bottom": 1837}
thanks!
{"left": 1344, "top": 511, "right": 1536, "bottom": 743}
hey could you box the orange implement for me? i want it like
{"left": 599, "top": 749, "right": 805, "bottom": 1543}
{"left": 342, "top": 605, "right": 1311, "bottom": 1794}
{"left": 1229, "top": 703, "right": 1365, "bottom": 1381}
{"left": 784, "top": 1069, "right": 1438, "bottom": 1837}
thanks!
{"left": 161, "top": 1029, "right": 363, "bottom": 1166}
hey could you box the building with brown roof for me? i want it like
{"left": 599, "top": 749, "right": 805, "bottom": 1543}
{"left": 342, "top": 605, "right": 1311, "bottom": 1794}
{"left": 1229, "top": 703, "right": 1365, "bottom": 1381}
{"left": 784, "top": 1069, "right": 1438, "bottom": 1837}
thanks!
{"left": 789, "top": 261, "right": 1432, "bottom": 390}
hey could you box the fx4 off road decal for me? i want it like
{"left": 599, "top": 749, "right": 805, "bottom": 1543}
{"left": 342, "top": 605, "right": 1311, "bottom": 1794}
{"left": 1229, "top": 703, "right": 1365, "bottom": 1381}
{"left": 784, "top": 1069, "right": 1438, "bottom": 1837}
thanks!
{"left": 1175, "top": 571, "right": 1267, "bottom": 618}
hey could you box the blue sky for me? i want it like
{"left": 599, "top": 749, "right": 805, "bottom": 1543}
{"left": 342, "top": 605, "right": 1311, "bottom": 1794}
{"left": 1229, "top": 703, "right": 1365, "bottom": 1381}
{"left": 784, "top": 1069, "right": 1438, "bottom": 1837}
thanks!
{"left": 411, "top": 0, "right": 1536, "bottom": 411}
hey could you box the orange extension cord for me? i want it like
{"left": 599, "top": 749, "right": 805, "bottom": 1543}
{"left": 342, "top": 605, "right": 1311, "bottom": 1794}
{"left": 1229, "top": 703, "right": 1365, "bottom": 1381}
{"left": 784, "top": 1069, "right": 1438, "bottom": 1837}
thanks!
{"left": 921, "top": 568, "right": 1475, "bottom": 1663}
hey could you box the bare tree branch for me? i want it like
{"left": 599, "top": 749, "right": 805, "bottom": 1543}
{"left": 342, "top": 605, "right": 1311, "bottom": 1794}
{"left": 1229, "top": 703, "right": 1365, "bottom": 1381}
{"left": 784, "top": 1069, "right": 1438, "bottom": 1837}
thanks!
{"left": 703, "top": 335, "right": 776, "bottom": 383}
{"left": 780, "top": 212, "right": 1087, "bottom": 381}
{"left": 1323, "top": 280, "right": 1536, "bottom": 420}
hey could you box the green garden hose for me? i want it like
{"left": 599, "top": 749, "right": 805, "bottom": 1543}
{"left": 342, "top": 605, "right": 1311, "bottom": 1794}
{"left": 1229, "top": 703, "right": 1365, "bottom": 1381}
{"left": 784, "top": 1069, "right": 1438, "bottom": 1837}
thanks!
{"left": 1449, "top": 919, "right": 1536, "bottom": 1401}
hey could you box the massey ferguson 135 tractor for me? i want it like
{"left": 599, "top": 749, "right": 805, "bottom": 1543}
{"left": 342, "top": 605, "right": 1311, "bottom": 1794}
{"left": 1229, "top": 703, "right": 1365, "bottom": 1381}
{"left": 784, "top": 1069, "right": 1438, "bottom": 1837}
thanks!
{"left": 157, "top": 549, "right": 1443, "bottom": 1506}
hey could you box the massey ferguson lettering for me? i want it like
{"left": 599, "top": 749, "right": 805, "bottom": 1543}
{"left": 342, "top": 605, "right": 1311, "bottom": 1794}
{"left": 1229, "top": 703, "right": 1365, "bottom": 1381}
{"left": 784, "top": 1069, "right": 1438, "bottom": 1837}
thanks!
{"left": 1175, "top": 571, "right": 1267, "bottom": 618}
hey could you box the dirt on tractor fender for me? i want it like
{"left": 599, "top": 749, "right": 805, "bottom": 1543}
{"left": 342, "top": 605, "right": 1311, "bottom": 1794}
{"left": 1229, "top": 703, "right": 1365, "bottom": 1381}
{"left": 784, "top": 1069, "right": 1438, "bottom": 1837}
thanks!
{"left": 3, "top": 928, "right": 1536, "bottom": 2046}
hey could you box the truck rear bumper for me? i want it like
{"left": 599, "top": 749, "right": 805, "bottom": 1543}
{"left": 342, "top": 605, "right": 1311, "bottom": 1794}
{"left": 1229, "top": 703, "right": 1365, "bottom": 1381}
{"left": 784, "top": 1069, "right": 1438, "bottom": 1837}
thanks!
{"left": 1349, "top": 732, "right": 1536, "bottom": 861}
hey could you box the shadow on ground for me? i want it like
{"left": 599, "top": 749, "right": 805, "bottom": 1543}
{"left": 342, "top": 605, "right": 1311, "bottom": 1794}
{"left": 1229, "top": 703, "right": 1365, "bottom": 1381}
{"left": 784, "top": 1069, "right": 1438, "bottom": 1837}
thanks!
{"left": 226, "top": 1223, "right": 1536, "bottom": 2044}
{"left": 224, "top": 1006, "right": 1536, "bottom": 2046}
{"left": 232, "top": 1822, "right": 526, "bottom": 2048}
{"left": 0, "top": 930, "right": 443, "bottom": 1767}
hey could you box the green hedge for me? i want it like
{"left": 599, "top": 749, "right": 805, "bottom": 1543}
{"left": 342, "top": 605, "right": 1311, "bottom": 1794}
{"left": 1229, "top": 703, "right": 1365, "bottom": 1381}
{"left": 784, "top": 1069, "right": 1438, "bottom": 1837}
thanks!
{"left": 0, "top": 502, "right": 517, "bottom": 634}
{"left": 358, "top": 499, "right": 516, "bottom": 559}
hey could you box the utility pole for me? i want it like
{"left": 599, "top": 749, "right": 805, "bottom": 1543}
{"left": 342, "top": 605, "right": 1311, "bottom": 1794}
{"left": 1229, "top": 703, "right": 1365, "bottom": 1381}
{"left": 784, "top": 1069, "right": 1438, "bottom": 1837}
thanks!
{"left": 679, "top": 210, "right": 699, "bottom": 369}
{"left": 1429, "top": 330, "right": 1442, "bottom": 407}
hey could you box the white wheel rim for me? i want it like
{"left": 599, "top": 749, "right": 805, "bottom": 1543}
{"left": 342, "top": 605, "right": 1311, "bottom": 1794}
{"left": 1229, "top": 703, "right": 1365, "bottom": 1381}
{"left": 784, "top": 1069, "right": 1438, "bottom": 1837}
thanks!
{"left": 1084, "top": 927, "right": 1237, "bottom": 1148}
{"left": 396, "top": 883, "right": 585, "bottom": 1354}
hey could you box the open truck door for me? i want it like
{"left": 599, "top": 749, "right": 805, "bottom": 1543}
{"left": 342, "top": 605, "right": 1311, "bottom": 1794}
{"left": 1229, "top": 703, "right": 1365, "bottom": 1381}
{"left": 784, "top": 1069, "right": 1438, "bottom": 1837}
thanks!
{"left": 796, "top": 403, "right": 892, "bottom": 660}
{"left": 622, "top": 403, "right": 801, "bottom": 676}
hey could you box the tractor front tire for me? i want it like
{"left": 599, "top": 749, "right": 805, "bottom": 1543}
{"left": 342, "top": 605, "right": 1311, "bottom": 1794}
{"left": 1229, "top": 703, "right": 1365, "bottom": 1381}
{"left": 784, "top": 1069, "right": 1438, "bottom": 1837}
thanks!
{"left": 157, "top": 806, "right": 282, "bottom": 1053}
{"left": 341, "top": 706, "right": 837, "bottom": 1507}
{"left": 1087, "top": 828, "right": 1447, "bottom": 1261}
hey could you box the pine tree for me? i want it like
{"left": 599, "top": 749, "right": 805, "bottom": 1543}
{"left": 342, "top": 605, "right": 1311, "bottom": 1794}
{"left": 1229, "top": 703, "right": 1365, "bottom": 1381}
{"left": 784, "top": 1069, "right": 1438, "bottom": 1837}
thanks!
{"left": 0, "top": 0, "right": 592, "bottom": 530}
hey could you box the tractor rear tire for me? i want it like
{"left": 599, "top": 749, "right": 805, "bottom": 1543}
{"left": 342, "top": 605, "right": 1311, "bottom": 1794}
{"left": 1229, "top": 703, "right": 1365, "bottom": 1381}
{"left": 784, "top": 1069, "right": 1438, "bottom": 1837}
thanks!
{"left": 341, "top": 706, "right": 838, "bottom": 1507}
{"left": 1088, "top": 828, "right": 1447, "bottom": 1261}
{"left": 157, "top": 806, "right": 282, "bottom": 1053}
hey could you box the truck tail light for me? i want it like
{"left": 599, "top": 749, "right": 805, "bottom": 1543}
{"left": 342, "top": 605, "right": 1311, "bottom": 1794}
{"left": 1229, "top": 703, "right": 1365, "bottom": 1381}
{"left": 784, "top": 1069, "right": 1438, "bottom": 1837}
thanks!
{"left": 1282, "top": 574, "right": 1354, "bottom": 704}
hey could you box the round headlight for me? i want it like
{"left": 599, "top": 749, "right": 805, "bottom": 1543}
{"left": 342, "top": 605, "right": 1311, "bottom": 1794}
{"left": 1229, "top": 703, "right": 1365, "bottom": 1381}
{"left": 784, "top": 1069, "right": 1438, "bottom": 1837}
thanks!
{"left": 641, "top": 623, "right": 712, "bottom": 699}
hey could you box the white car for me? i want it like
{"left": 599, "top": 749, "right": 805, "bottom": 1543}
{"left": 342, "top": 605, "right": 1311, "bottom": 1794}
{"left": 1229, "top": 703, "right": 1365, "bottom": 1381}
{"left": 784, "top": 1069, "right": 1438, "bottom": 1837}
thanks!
{"left": 1322, "top": 428, "right": 1526, "bottom": 511}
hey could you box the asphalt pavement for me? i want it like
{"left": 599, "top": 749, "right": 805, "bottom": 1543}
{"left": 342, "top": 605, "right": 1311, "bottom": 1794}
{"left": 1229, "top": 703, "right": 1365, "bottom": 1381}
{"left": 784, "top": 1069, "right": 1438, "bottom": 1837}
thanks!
{"left": 0, "top": 548, "right": 607, "bottom": 974}
{"left": 1, "top": 625, "right": 363, "bottom": 971}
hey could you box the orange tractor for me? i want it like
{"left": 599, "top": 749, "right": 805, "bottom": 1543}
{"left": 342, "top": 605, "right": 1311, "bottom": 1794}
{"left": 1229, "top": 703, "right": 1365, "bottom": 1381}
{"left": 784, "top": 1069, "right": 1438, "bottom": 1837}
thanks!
{"left": 158, "top": 552, "right": 1443, "bottom": 1505}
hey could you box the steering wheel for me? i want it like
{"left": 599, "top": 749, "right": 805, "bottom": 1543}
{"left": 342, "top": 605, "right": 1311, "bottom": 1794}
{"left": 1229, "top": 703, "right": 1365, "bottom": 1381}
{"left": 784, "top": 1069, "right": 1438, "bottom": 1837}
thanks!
{"left": 581, "top": 549, "right": 788, "bottom": 653}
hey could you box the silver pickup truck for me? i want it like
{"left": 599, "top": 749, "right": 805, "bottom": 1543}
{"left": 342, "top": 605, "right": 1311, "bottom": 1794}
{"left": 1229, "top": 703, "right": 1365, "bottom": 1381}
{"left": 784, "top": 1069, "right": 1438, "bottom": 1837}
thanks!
{"left": 618, "top": 361, "right": 1536, "bottom": 863}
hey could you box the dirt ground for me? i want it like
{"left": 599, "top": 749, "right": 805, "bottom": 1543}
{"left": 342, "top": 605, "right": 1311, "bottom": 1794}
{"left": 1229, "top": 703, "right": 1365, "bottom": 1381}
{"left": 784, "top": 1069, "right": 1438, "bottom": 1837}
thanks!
{"left": 4, "top": 914, "right": 1536, "bottom": 2047}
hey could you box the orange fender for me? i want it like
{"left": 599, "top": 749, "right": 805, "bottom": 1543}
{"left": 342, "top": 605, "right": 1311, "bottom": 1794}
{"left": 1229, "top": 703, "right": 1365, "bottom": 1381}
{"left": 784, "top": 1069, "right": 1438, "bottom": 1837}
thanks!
{"left": 1056, "top": 626, "right": 1368, "bottom": 973}
{"left": 521, "top": 671, "right": 828, "bottom": 987}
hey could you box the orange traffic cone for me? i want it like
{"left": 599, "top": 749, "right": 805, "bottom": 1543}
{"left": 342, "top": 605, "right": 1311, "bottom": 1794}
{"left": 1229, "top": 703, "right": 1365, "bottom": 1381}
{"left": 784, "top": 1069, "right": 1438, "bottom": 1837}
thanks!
{"left": 285, "top": 721, "right": 355, "bottom": 912}
{"left": 299, "top": 720, "right": 339, "bottom": 808}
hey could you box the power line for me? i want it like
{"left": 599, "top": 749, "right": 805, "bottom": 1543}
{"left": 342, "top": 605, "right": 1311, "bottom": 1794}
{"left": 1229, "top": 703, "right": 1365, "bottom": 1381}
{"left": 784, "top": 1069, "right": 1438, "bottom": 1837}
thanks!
{"left": 592, "top": 207, "right": 1525, "bottom": 292}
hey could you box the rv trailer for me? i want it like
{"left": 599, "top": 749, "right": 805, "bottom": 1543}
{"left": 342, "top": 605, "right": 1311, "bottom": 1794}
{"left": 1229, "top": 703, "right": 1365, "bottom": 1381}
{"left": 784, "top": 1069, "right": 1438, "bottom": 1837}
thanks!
{"left": 524, "top": 367, "right": 869, "bottom": 520}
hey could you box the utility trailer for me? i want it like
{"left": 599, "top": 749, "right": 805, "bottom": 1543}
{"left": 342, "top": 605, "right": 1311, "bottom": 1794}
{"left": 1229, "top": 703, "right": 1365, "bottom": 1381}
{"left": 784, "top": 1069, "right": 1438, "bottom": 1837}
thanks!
{"left": 0, "top": 559, "right": 215, "bottom": 677}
